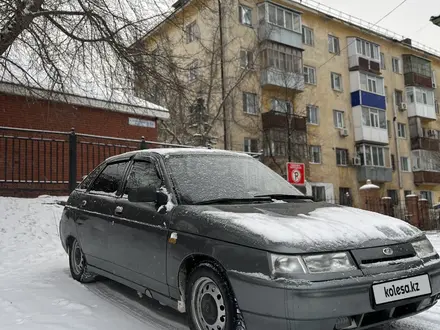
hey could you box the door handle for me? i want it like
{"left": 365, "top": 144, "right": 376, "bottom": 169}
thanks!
{"left": 114, "top": 206, "right": 123, "bottom": 215}
{"left": 80, "top": 200, "right": 87, "bottom": 208}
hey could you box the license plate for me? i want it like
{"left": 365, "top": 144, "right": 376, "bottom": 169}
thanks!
{"left": 372, "top": 274, "right": 431, "bottom": 305}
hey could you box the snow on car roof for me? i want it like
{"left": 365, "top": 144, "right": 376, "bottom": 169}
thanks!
{"left": 106, "top": 148, "right": 252, "bottom": 162}
{"left": 151, "top": 148, "right": 252, "bottom": 157}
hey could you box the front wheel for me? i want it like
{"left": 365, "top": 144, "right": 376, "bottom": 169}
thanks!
{"left": 186, "top": 263, "right": 238, "bottom": 330}
{"left": 69, "top": 238, "right": 96, "bottom": 283}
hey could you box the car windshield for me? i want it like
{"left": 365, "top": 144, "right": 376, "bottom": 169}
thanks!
{"left": 165, "top": 153, "right": 303, "bottom": 204}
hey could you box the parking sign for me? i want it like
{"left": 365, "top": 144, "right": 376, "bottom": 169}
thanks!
{"left": 287, "top": 163, "right": 305, "bottom": 185}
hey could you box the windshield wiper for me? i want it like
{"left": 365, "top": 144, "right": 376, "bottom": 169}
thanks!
{"left": 194, "top": 197, "right": 272, "bottom": 205}
{"left": 254, "top": 194, "right": 314, "bottom": 201}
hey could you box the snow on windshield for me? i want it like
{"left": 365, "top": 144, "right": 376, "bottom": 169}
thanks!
{"left": 165, "top": 154, "right": 302, "bottom": 204}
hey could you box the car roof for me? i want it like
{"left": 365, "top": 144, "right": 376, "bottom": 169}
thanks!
{"left": 105, "top": 147, "right": 253, "bottom": 163}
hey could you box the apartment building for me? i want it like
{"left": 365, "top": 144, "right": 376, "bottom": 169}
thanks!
{"left": 136, "top": 0, "right": 440, "bottom": 207}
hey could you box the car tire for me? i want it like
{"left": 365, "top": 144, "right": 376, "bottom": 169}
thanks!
{"left": 186, "top": 262, "right": 242, "bottom": 330}
{"left": 68, "top": 238, "right": 97, "bottom": 283}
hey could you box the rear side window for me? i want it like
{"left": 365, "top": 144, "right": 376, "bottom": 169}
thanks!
{"left": 78, "top": 163, "right": 106, "bottom": 190}
{"left": 124, "top": 161, "right": 162, "bottom": 196}
{"left": 89, "top": 162, "right": 128, "bottom": 195}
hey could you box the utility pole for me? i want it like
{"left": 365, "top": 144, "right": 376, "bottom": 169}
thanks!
{"left": 218, "top": 0, "right": 228, "bottom": 150}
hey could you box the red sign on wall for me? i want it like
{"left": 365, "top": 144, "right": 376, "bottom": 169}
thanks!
{"left": 287, "top": 163, "right": 305, "bottom": 185}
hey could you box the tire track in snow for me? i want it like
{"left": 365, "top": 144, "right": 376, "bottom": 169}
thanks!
{"left": 85, "top": 281, "right": 188, "bottom": 330}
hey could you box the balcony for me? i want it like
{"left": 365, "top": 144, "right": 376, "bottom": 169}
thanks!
{"left": 257, "top": 3, "right": 303, "bottom": 49}
{"left": 414, "top": 171, "right": 440, "bottom": 185}
{"left": 261, "top": 68, "right": 305, "bottom": 91}
{"left": 404, "top": 73, "right": 434, "bottom": 89}
{"left": 347, "top": 37, "right": 381, "bottom": 75}
{"left": 403, "top": 55, "right": 433, "bottom": 89}
{"left": 351, "top": 91, "right": 386, "bottom": 110}
{"left": 354, "top": 126, "right": 388, "bottom": 145}
{"left": 406, "top": 86, "right": 436, "bottom": 120}
{"left": 258, "top": 20, "right": 303, "bottom": 49}
{"left": 357, "top": 166, "right": 392, "bottom": 183}
{"left": 411, "top": 137, "right": 440, "bottom": 152}
{"left": 262, "top": 110, "right": 307, "bottom": 131}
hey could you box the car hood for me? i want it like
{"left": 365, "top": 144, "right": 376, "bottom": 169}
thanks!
{"left": 170, "top": 201, "right": 423, "bottom": 254}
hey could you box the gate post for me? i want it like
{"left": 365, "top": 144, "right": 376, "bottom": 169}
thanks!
{"left": 68, "top": 128, "right": 77, "bottom": 192}
{"left": 140, "top": 136, "right": 147, "bottom": 150}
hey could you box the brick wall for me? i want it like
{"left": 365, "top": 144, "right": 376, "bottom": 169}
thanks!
{"left": 0, "top": 93, "right": 158, "bottom": 140}
{"left": 0, "top": 92, "right": 159, "bottom": 197}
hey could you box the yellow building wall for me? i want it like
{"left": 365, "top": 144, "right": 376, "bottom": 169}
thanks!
{"left": 141, "top": 0, "right": 440, "bottom": 205}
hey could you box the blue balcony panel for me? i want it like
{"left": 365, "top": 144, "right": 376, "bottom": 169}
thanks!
{"left": 351, "top": 91, "right": 386, "bottom": 110}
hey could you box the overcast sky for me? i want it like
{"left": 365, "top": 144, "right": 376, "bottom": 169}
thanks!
{"left": 309, "top": 0, "right": 440, "bottom": 52}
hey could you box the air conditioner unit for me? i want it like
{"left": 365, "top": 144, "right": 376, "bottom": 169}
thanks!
{"left": 399, "top": 103, "right": 407, "bottom": 111}
{"left": 352, "top": 157, "right": 361, "bottom": 166}
{"left": 339, "top": 128, "right": 349, "bottom": 137}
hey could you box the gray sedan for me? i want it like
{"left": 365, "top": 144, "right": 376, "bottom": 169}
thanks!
{"left": 59, "top": 148, "right": 440, "bottom": 330}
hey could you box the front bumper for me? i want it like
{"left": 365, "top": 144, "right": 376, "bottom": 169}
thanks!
{"left": 228, "top": 260, "right": 440, "bottom": 330}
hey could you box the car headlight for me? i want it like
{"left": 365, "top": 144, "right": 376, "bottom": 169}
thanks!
{"left": 412, "top": 239, "right": 437, "bottom": 259}
{"left": 303, "top": 252, "right": 357, "bottom": 273}
{"left": 270, "top": 255, "right": 307, "bottom": 276}
{"left": 270, "top": 252, "right": 357, "bottom": 277}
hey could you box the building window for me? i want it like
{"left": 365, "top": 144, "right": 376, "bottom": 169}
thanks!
{"left": 395, "top": 89, "right": 403, "bottom": 106}
{"left": 355, "top": 38, "right": 379, "bottom": 60}
{"left": 404, "top": 190, "right": 412, "bottom": 198}
{"left": 244, "top": 138, "right": 259, "bottom": 153}
{"left": 400, "top": 157, "right": 410, "bottom": 172}
{"left": 380, "top": 52, "right": 386, "bottom": 69}
{"left": 420, "top": 191, "right": 433, "bottom": 206}
{"left": 312, "top": 186, "right": 326, "bottom": 202}
{"left": 331, "top": 72, "right": 342, "bottom": 91}
{"left": 267, "top": 4, "right": 301, "bottom": 32}
{"left": 243, "top": 92, "right": 258, "bottom": 114}
{"left": 302, "top": 26, "right": 314, "bottom": 46}
{"left": 303, "top": 65, "right": 316, "bottom": 84}
{"left": 271, "top": 99, "right": 292, "bottom": 113}
{"left": 333, "top": 110, "right": 345, "bottom": 128}
{"left": 339, "top": 188, "right": 352, "bottom": 206}
{"left": 309, "top": 145, "right": 321, "bottom": 164}
{"left": 360, "top": 72, "right": 384, "bottom": 95}
{"left": 262, "top": 42, "right": 302, "bottom": 73}
{"left": 328, "top": 35, "right": 340, "bottom": 54}
{"left": 361, "top": 107, "right": 386, "bottom": 129}
{"left": 239, "top": 5, "right": 252, "bottom": 26}
{"left": 392, "top": 57, "right": 401, "bottom": 73}
{"left": 264, "top": 130, "right": 288, "bottom": 157}
{"left": 397, "top": 123, "right": 406, "bottom": 138}
{"left": 240, "top": 49, "right": 253, "bottom": 69}
{"left": 357, "top": 145, "right": 390, "bottom": 167}
{"left": 336, "top": 148, "right": 348, "bottom": 166}
{"left": 188, "top": 60, "right": 199, "bottom": 81}
{"left": 306, "top": 105, "right": 319, "bottom": 125}
{"left": 185, "top": 21, "right": 199, "bottom": 43}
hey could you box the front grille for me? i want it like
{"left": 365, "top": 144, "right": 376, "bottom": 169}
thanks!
{"left": 351, "top": 243, "right": 417, "bottom": 269}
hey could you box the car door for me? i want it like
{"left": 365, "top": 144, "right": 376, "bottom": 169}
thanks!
{"left": 76, "top": 160, "right": 129, "bottom": 270}
{"left": 109, "top": 157, "right": 170, "bottom": 296}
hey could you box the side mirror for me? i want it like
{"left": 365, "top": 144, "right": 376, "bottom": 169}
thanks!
{"left": 128, "top": 186, "right": 169, "bottom": 207}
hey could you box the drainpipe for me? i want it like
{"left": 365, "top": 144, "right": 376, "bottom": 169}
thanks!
{"left": 218, "top": 0, "right": 228, "bottom": 150}
{"left": 392, "top": 94, "right": 403, "bottom": 191}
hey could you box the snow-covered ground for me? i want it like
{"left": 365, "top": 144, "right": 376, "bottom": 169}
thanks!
{"left": 0, "top": 196, "right": 440, "bottom": 330}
